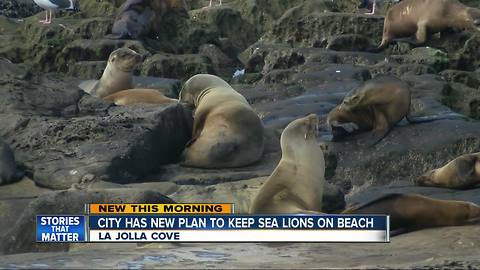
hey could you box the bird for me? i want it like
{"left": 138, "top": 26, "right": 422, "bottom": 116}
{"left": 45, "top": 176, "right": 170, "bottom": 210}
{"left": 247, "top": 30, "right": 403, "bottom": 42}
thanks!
{"left": 33, "top": 0, "right": 76, "bottom": 24}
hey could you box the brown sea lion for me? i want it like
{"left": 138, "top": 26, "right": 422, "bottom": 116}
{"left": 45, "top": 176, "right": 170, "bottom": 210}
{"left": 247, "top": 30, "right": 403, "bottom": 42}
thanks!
{"left": 249, "top": 114, "right": 324, "bottom": 214}
{"left": 416, "top": 153, "right": 480, "bottom": 189}
{"left": 104, "top": 89, "right": 178, "bottom": 105}
{"left": 107, "top": 0, "right": 189, "bottom": 40}
{"left": 179, "top": 74, "right": 264, "bottom": 169}
{"left": 80, "top": 48, "right": 143, "bottom": 98}
{"left": 329, "top": 75, "right": 465, "bottom": 144}
{"left": 376, "top": 0, "right": 480, "bottom": 50}
{"left": 343, "top": 193, "right": 480, "bottom": 234}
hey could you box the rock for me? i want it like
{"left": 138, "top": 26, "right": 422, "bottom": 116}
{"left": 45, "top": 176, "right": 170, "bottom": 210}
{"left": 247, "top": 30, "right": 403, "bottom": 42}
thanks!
{"left": 325, "top": 34, "right": 372, "bottom": 52}
{"left": 231, "top": 0, "right": 308, "bottom": 36}
{"left": 0, "top": 0, "right": 41, "bottom": 18}
{"left": 440, "top": 69, "right": 480, "bottom": 89}
{"left": 67, "top": 61, "right": 107, "bottom": 79}
{"left": 0, "top": 188, "right": 174, "bottom": 255}
{"left": 141, "top": 53, "right": 215, "bottom": 80}
{"left": 263, "top": 12, "right": 383, "bottom": 47}
{"left": 393, "top": 47, "right": 450, "bottom": 72}
{"left": 198, "top": 43, "right": 239, "bottom": 76}
{"left": 0, "top": 76, "right": 193, "bottom": 189}
{"left": 190, "top": 6, "right": 257, "bottom": 53}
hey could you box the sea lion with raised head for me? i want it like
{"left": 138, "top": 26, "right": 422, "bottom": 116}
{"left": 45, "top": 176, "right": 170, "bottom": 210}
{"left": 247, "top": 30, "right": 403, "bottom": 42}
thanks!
{"left": 107, "top": 0, "right": 189, "bottom": 40}
{"left": 342, "top": 193, "right": 480, "bottom": 234}
{"left": 104, "top": 88, "right": 178, "bottom": 105}
{"left": 179, "top": 74, "right": 264, "bottom": 169}
{"left": 0, "top": 139, "right": 24, "bottom": 185}
{"left": 249, "top": 114, "right": 324, "bottom": 214}
{"left": 416, "top": 153, "right": 480, "bottom": 189}
{"left": 329, "top": 75, "right": 465, "bottom": 144}
{"left": 79, "top": 48, "right": 143, "bottom": 98}
{"left": 376, "top": 0, "right": 480, "bottom": 50}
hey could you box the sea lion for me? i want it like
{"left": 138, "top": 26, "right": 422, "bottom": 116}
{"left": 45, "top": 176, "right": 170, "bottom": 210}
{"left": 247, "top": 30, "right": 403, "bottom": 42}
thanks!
{"left": 0, "top": 139, "right": 24, "bottom": 185}
{"left": 249, "top": 114, "right": 324, "bottom": 214}
{"left": 376, "top": 0, "right": 480, "bottom": 50}
{"left": 342, "top": 193, "right": 480, "bottom": 234}
{"left": 179, "top": 74, "right": 264, "bottom": 169}
{"left": 416, "top": 153, "right": 480, "bottom": 189}
{"left": 79, "top": 48, "right": 143, "bottom": 98}
{"left": 107, "top": 0, "right": 189, "bottom": 40}
{"left": 329, "top": 75, "right": 465, "bottom": 144}
{"left": 103, "top": 88, "right": 178, "bottom": 105}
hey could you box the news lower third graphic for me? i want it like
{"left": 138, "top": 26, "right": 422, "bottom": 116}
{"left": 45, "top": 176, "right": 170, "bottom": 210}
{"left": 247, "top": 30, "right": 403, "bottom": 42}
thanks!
{"left": 36, "top": 204, "right": 390, "bottom": 243}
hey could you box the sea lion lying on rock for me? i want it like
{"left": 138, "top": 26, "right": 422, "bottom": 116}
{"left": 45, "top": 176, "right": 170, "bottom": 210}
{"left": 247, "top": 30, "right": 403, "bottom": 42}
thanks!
{"left": 106, "top": 0, "right": 189, "bottom": 40}
{"left": 327, "top": 75, "right": 466, "bottom": 144}
{"left": 343, "top": 193, "right": 480, "bottom": 235}
{"left": 179, "top": 74, "right": 264, "bottom": 169}
{"left": 416, "top": 153, "right": 480, "bottom": 189}
{"left": 376, "top": 0, "right": 480, "bottom": 50}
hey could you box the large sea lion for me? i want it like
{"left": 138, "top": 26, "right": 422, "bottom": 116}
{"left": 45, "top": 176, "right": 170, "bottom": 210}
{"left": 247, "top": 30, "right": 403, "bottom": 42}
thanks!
{"left": 416, "top": 153, "right": 480, "bottom": 189}
{"left": 0, "top": 139, "right": 24, "bottom": 185}
{"left": 107, "top": 0, "right": 189, "bottom": 40}
{"left": 249, "top": 114, "right": 324, "bottom": 214}
{"left": 179, "top": 74, "right": 264, "bottom": 169}
{"left": 376, "top": 0, "right": 480, "bottom": 50}
{"left": 328, "top": 75, "right": 465, "bottom": 144}
{"left": 104, "top": 88, "right": 178, "bottom": 105}
{"left": 79, "top": 48, "right": 143, "bottom": 98}
{"left": 343, "top": 193, "right": 480, "bottom": 234}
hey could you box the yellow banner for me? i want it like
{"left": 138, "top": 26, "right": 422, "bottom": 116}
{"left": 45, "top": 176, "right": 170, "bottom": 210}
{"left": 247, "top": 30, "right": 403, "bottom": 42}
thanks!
{"left": 88, "top": 203, "right": 234, "bottom": 214}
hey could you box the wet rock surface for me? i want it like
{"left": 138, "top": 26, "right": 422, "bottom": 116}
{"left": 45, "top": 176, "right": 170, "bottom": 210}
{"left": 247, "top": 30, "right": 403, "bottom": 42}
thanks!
{"left": 1, "top": 0, "right": 480, "bottom": 268}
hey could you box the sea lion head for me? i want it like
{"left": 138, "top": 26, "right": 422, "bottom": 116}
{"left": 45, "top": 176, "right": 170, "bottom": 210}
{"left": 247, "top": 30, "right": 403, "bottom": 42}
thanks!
{"left": 281, "top": 114, "right": 319, "bottom": 146}
{"left": 340, "top": 89, "right": 364, "bottom": 111}
{"left": 327, "top": 106, "right": 360, "bottom": 141}
{"left": 180, "top": 74, "right": 232, "bottom": 107}
{"left": 108, "top": 48, "right": 143, "bottom": 72}
{"left": 415, "top": 170, "right": 435, "bottom": 186}
{"left": 467, "top": 8, "right": 480, "bottom": 31}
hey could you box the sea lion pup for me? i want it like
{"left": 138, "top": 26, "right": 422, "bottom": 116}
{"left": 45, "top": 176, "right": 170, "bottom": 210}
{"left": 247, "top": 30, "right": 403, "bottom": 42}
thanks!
{"left": 80, "top": 48, "right": 143, "bottom": 98}
{"left": 331, "top": 75, "right": 465, "bottom": 144}
{"left": 376, "top": 0, "right": 480, "bottom": 50}
{"left": 104, "top": 89, "right": 178, "bottom": 105}
{"left": 0, "top": 139, "right": 24, "bottom": 185}
{"left": 179, "top": 74, "right": 264, "bottom": 169}
{"left": 342, "top": 193, "right": 480, "bottom": 234}
{"left": 416, "top": 153, "right": 480, "bottom": 189}
{"left": 249, "top": 114, "right": 324, "bottom": 214}
{"left": 107, "top": 0, "right": 189, "bottom": 40}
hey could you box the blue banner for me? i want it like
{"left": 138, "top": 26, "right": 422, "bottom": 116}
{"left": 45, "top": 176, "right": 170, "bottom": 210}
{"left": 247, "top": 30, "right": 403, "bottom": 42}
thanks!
{"left": 36, "top": 215, "right": 86, "bottom": 242}
{"left": 89, "top": 215, "right": 388, "bottom": 230}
